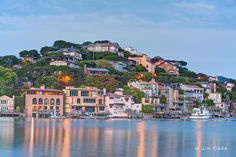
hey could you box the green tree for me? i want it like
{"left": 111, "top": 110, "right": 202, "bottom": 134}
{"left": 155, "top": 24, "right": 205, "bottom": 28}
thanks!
{"left": 83, "top": 75, "right": 119, "bottom": 93}
{"left": 134, "top": 65, "right": 147, "bottom": 72}
{"left": 0, "top": 55, "right": 20, "bottom": 67}
{"left": 40, "top": 46, "right": 58, "bottom": 56}
{"left": 19, "top": 50, "right": 40, "bottom": 59}
{"left": 142, "top": 105, "right": 154, "bottom": 114}
{"left": 160, "top": 95, "right": 167, "bottom": 104}
{"left": 123, "top": 85, "right": 145, "bottom": 103}
{"left": 35, "top": 76, "right": 61, "bottom": 89}
{"left": 0, "top": 66, "right": 17, "bottom": 96}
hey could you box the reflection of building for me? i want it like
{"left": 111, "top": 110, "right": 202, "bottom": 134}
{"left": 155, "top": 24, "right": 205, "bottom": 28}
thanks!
{"left": 0, "top": 95, "right": 15, "bottom": 112}
{"left": 25, "top": 85, "right": 64, "bottom": 117}
{"left": 64, "top": 86, "right": 106, "bottom": 114}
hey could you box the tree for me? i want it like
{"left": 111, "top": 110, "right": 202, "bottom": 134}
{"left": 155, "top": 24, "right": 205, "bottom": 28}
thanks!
{"left": 206, "top": 99, "right": 215, "bottom": 107}
{"left": 142, "top": 105, "right": 154, "bottom": 114}
{"left": 160, "top": 95, "right": 167, "bottom": 104}
{"left": 35, "top": 76, "right": 61, "bottom": 89}
{"left": 19, "top": 50, "right": 40, "bottom": 59}
{"left": 0, "top": 66, "right": 17, "bottom": 96}
{"left": 155, "top": 67, "right": 166, "bottom": 74}
{"left": 83, "top": 75, "right": 119, "bottom": 93}
{"left": 40, "top": 46, "right": 58, "bottom": 56}
{"left": 123, "top": 85, "right": 145, "bottom": 103}
{"left": 0, "top": 55, "right": 19, "bottom": 67}
{"left": 143, "top": 72, "right": 153, "bottom": 82}
{"left": 134, "top": 65, "right": 147, "bottom": 72}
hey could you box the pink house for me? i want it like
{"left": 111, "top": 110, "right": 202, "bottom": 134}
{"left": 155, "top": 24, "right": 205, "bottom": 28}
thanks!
{"left": 25, "top": 85, "right": 64, "bottom": 117}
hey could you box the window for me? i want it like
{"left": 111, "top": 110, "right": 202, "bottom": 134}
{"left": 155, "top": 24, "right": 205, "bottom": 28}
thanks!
{"left": 99, "top": 107, "right": 105, "bottom": 111}
{"left": 32, "top": 98, "right": 37, "bottom": 105}
{"left": 77, "top": 98, "right": 80, "bottom": 104}
{"left": 38, "top": 98, "right": 43, "bottom": 105}
{"left": 83, "top": 98, "right": 96, "bottom": 103}
{"left": 99, "top": 99, "right": 103, "bottom": 105}
{"left": 109, "top": 97, "right": 114, "bottom": 99}
{"left": 44, "top": 98, "right": 49, "bottom": 105}
{"left": 50, "top": 99, "right": 55, "bottom": 105}
{"left": 56, "top": 99, "right": 61, "bottom": 105}
{"left": 81, "top": 91, "right": 89, "bottom": 96}
{"left": 125, "top": 98, "right": 129, "bottom": 102}
{"left": 98, "top": 90, "right": 104, "bottom": 95}
{"left": 69, "top": 90, "right": 78, "bottom": 96}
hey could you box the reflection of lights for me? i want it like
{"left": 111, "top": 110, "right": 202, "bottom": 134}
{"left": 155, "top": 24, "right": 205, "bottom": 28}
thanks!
{"left": 137, "top": 122, "right": 145, "bottom": 157}
{"left": 196, "top": 121, "right": 202, "bottom": 157}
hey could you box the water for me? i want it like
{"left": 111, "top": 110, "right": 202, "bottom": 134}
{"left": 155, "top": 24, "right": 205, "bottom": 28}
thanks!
{"left": 0, "top": 118, "right": 236, "bottom": 157}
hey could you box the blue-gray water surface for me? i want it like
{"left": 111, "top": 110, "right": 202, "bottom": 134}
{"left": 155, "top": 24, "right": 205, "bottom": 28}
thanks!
{"left": 0, "top": 118, "right": 235, "bottom": 157}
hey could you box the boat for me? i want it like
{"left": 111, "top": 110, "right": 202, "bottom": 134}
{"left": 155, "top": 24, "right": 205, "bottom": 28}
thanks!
{"left": 189, "top": 108, "right": 212, "bottom": 119}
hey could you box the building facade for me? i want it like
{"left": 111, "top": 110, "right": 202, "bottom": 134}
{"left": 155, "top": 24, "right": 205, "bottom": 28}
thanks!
{"left": 87, "top": 42, "right": 119, "bottom": 53}
{"left": 84, "top": 66, "right": 109, "bottom": 76}
{"left": 104, "top": 88, "right": 135, "bottom": 118}
{"left": 180, "top": 84, "right": 204, "bottom": 102}
{"left": 0, "top": 95, "right": 15, "bottom": 112}
{"left": 64, "top": 86, "right": 106, "bottom": 114}
{"left": 25, "top": 85, "right": 64, "bottom": 117}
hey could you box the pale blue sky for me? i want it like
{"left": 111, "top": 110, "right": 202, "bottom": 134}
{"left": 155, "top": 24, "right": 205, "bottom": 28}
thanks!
{"left": 1, "top": 0, "right": 236, "bottom": 78}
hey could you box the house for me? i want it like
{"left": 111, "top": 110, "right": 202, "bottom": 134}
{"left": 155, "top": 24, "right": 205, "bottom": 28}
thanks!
{"left": 63, "top": 86, "right": 106, "bottom": 114}
{"left": 48, "top": 48, "right": 83, "bottom": 63}
{"left": 0, "top": 95, "right": 15, "bottom": 112}
{"left": 158, "top": 83, "right": 180, "bottom": 110}
{"left": 109, "top": 61, "right": 129, "bottom": 72}
{"left": 50, "top": 60, "right": 79, "bottom": 68}
{"left": 104, "top": 88, "right": 135, "bottom": 118}
{"left": 224, "top": 82, "right": 234, "bottom": 92}
{"left": 128, "top": 55, "right": 179, "bottom": 75}
{"left": 198, "top": 82, "right": 217, "bottom": 93}
{"left": 152, "top": 57, "right": 179, "bottom": 75}
{"left": 87, "top": 42, "right": 120, "bottom": 53}
{"left": 123, "top": 46, "right": 143, "bottom": 56}
{"left": 128, "top": 55, "right": 156, "bottom": 73}
{"left": 208, "top": 93, "right": 222, "bottom": 105}
{"left": 84, "top": 66, "right": 109, "bottom": 76}
{"left": 25, "top": 85, "right": 64, "bottom": 117}
{"left": 180, "top": 84, "right": 204, "bottom": 102}
{"left": 128, "top": 79, "right": 159, "bottom": 97}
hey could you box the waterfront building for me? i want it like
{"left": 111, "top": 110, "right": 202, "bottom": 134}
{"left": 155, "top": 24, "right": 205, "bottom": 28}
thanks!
{"left": 0, "top": 95, "right": 15, "bottom": 112}
{"left": 64, "top": 86, "right": 106, "bottom": 114}
{"left": 87, "top": 42, "right": 119, "bottom": 53}
{"left": 199, "top": 82, "right": 217, "bottom": 93}
{"left": 128, "top": 79, "right": 159, "bottom": 97}
{"left": 180, "top": 84, "right": 204, "bottom": 102}
{"left": 208, "top": 93, "right": 222, "bottom": 105}
{"left": 25, "top": 85, "right": 64, "bottom": 117}
{"left": 104, "top": 88, "right": 136, "bottom": 118}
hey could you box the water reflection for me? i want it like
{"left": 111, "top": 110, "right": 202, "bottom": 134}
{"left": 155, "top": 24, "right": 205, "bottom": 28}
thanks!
{"left": 0, "top": 118, "right": 235, "bottom": 157}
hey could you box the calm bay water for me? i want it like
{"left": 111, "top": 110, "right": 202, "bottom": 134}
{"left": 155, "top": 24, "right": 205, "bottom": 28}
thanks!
{"left": 0, "top": 118, "right": 235, "bottom": 157}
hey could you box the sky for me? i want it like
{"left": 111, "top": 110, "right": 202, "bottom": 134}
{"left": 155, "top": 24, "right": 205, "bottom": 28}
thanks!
{"left": 1, "top": 0, "right": 236, "bottom": 78}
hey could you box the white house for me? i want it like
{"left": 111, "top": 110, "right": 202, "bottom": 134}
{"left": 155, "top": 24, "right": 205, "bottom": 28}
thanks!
{"left": 180, "top": 84, "right": 204, "bottom": 102}
{"left": 0, "top": 95, "right": 15, "bottom": 112}
{"left": 104, "top": 88, "right": 136, "bottom": 118}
